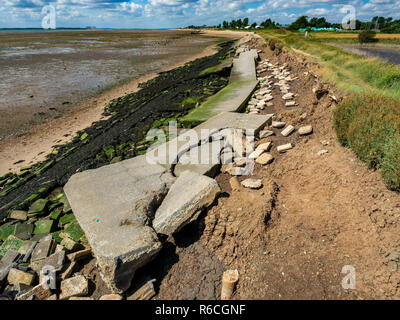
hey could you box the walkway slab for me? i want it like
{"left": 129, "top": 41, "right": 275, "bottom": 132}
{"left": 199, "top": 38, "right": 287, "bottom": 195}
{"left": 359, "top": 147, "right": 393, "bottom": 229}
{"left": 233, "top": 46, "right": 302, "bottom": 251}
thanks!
{"left": 229, "top": 49, "right": 258, "bottom": 83}
{"left": 64, "top": 155, "right": 175, "bottom": 293}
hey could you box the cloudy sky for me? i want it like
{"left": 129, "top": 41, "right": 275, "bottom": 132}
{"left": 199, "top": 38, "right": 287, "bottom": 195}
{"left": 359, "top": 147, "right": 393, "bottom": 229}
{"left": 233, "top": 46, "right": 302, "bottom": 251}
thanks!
{"left": 0, "top": 0, "right": 399, "bottom": 29}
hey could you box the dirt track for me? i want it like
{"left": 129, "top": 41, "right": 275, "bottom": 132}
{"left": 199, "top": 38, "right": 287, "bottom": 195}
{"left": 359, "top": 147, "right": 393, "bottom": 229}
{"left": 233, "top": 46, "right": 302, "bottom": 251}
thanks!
{"left": 149, "top": 35, "right": 400, "bottom": 300}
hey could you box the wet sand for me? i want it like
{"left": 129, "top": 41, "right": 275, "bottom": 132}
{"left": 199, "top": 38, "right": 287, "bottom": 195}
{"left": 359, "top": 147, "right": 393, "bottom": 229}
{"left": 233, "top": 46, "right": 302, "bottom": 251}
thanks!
{"left": 0, "top": 29, "right": 244, "bottom": 175}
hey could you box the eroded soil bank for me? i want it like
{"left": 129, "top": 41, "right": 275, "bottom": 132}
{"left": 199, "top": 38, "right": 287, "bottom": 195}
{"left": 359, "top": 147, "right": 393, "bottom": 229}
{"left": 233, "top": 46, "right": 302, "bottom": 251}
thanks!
{"left": 145, "top": 35, "right": 400, "bottom": 300}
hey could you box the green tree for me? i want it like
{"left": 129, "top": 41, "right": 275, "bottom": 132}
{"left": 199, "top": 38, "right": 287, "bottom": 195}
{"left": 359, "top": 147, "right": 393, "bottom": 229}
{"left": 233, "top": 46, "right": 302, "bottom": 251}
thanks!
{"left": 288, "top": 16, "right": 309, "bottom": 30}
{"left": 243, "top": 17, "right": 249, "bottom": 27}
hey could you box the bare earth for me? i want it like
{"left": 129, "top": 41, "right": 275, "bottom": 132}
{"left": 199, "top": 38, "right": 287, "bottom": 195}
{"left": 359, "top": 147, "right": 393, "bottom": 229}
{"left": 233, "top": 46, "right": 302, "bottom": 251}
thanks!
{"left": 0, "top": 30, "right": 244, "bottom": 175}
{"left": 152, "top": 35, "right": 400, "bottom": 300}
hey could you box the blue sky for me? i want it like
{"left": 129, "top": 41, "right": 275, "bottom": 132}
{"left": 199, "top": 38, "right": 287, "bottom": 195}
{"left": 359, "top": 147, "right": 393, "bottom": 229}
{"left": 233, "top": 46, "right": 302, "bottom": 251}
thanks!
{"left": 0, "top": 0, "right": 399, "bottom": 29}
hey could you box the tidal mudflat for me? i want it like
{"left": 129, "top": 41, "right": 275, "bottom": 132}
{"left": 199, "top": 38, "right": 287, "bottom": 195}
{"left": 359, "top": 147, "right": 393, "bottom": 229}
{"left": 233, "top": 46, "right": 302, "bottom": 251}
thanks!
{"left": 0, "top": 30, "right": 228, "bottom": 141}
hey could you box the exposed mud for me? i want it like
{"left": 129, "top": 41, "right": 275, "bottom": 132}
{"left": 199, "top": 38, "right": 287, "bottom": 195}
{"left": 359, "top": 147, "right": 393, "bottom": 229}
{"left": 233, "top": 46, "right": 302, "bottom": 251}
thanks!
{"left": 0, "top": 41, "right": 235, "bottom": 218}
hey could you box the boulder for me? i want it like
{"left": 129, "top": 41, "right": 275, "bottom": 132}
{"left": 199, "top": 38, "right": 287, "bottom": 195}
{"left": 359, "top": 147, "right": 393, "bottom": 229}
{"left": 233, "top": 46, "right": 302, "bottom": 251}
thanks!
{"left": 153, "top": 171, "right": 220, "bottom": 235}
{"left": 60, "top": 275, "right": 88, "bottom": 300}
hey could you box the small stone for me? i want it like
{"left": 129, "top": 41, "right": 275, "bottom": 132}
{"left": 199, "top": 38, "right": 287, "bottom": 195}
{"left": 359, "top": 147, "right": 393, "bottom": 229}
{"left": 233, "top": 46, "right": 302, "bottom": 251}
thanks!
{"left": 272, "top": 121, "right": 286, "bottom": 128}
{"left": 277, "top": 143, "right": 293, "bottom": 153}
{"left": 67, "top": 248, "right": 91, "bottom": 262}
{"left": 281, "top": 125, "right": 295, "bottom": 137}
{"left": 99, "top": 294, "right": 123, "bottom": 300}
{"left": 229, "top": 177, "right": 241, "bottom": 192}
{"left": 60, "top": 237, "right": 78, "bottom": 251}
{"left": 249, "top": 149, "right": 265, "bottom": 160}
{"left": 256, "top": 142, "right": 272, "bottom": 152}
{"left": 298, "top": 125, "right": 313, "bottom": 136}
{"left": 317, "top": 149, "right": 329, "bottom": 156}
{"left": 285, "top": 101, "right": 296, "bottom": 107}
{"left": 255, "top": 153, "right": 274, "bottom": 165}
{"left": 59, "top": 275, "right": 88, "bottom": 300}
{"left": 241, "top": 179, "right": 263, "bottom": 189}
{"left": 259, "top": 130, "right": 274, "bottom": 139}
{"left": 9, "top": 211, "right": 28, "bottom": 221}
{"left": 16, "top": 283, "right": 52, "bottom": 300}
{"left": 7, "top": 268, "right": 35, "bottom": 286}
{"left": 282, "top": 93, "right": 294, "bottom": 100}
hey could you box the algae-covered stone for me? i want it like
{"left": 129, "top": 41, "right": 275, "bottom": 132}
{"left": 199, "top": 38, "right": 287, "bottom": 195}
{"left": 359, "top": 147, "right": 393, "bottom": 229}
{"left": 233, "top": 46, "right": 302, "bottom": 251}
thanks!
{"left": 0, "top": 223, "right": 17, "bottom": 241}
{"left": 0, "top": 236, "right": 24, "bottom": 257}
{"left": 34, "top": 220, "right": 54, "bottom": 235}
{"left": 28, "top": 199, "right": 49, "bottom": 216}
{"left": 63, "top": 222, "right": 84, "bottom": 242}
{"left": 50, "top": 210, "right": 62, "bottom": 221}
{"left": 14, "top": 224, "right": 34, "bottom": 237}
{"left": 59, "top": 214, "right": 75, "bottom": 227}
{"left": 60, "top": 237, "right": 78, "bottom": 251}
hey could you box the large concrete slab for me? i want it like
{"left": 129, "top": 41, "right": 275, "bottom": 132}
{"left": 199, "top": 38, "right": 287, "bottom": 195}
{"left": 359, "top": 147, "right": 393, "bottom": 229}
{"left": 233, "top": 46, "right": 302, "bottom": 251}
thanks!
{"left": 153, "top": 171, "right": 221, "bottom": 236}
{"left": 64, "top": 155, "right": 175, "bottom": 293}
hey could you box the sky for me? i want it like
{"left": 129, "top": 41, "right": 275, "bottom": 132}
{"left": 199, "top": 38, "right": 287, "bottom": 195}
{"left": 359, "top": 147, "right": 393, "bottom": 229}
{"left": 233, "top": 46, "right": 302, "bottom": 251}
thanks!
{"left": 0, "top": 0, "right": 399, "bottom": 29}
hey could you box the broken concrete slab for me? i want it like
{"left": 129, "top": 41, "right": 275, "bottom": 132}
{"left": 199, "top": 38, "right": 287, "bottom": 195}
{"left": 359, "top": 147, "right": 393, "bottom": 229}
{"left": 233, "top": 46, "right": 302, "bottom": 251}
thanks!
{"left": 153, "top": 171, "right": 220, "bottom": 236}
{"left": 64, "top": 155, "right": 175, "bottom": 293}
{"left": 277, "top": 143, "right": 293, "bottom": 153}
{"left": 281, "top": 125, "right": 295, "bottom": 137}
{"left": 241, "top": 179, "right": 263, "bottom": 189}
{"left": 255, "top": 153, "right": 274, "bottom": 165}
{"left": 298, "top": 125, "right": 313, "bottom": 136}
{"left": 7, "top": 268, "right": 35, "bottom": 286}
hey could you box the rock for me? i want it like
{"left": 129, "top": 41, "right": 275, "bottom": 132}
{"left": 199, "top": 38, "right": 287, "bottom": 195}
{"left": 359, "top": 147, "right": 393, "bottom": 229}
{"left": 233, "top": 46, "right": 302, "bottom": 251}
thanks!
{"left": 18, "top": 240, "right": 36, "bottom": 255}
{"left": 153, "top": 171, "right": 221, "bottom": 235}
{"left": 28, "top": 199, "right": 49, "bottom": 216}
{"left": 241, "top": 179, "right": 263, "bottom": 189}
{"left": 282, "top": 93, "right": 294, "bottom": 100}
{"left": 22, "top": 241, "right": 37, "bottom": 263}
{"left": 60, "top": 237, "right": 78, "bottom": 251}
{"left": 16, "top": 283, "right": 52, "bottom": 300}
{"left": 0, "top": 235, "right": 24, "bottom": 257}
{"left": 256, "top": 142, "right": 272, "bottom": 152}
{"left": 277, "top": 143, "right": 293, "bottom": 153}
{"left": 60, "top": 275, "right": 88, "bottom": 300}
{"left": 30, "top": 239, "right": 54, "bottom": 262}
{"left": 255, "top": 153, "right": 274, "bottom": 165}
{"left": 281, "top": 125, "right": 295, "bottom": 137}
{"left": 0, "top": 250, "right": 20, "bottom": 282}
{"left": 285, "top": 101, "right": 296, "bottom": 107}
{"left": 33, "top": 220, "right": 54, "bottom": 235}
{"left": 60, "top": 261, "right": 77, "bottom": 280}
{"left": 99, "top": 294, "right": 123, "bottom": 300}
{"left": 248, "top": 149, "right": 265, "bottom": 160}
{"left": 229, "top": 177, "right": 241, "bottom": 192}
{"left": 7, "top": 268, "right": 35, "bottom": 286}
{"left": 30, "top": 250, "right": 65, "bottom": 274}
{"left": 128, "top": 279, "right": 157, "bottom": 300}
{"left": 9, "top": 211, "right": 27, "bottom": 221}
{"left": 317, "top": 149, "right": 328, "bottom": 156}
{"left": 298, "top": 125, "right": 313, "bottom": 136}
{"left": 272, "top": 121, "right": 286, "bottom": 128}
{"left": 69, "top": 297, "right": 94, "bottom": 300}
{"left": 67, "top": 248, "right": 91, "bottom": 262}
{"left": 259, "top": 130, "right": 274, "bottom": 139}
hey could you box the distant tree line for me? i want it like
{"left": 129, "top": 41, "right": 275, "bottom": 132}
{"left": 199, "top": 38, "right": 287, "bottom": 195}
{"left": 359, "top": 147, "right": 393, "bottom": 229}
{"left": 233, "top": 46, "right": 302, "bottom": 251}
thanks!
{"left": 288, "top": 15, "right": 400, "bottom": 33}
{"left": 187, "top": 17, "right": 279, "bottom": 30}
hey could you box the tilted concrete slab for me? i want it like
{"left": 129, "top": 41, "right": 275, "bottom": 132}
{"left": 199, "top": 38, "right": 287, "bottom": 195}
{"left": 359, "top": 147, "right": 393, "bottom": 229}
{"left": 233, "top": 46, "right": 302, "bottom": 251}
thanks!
{"left": 64, "top": 155, "right": 175, "bottom": 293}
{"left": 153, "top": 170, "right": 221, "bottom": 236}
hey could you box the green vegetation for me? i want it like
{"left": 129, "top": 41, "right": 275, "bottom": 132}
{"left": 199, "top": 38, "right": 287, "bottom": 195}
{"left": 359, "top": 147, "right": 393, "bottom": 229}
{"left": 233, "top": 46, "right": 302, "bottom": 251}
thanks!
{"left": 358, "top": 30, "right": 377, "bottom": 43}
{"left": 334, "top": 94, "right": 400, "bottom": 190}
